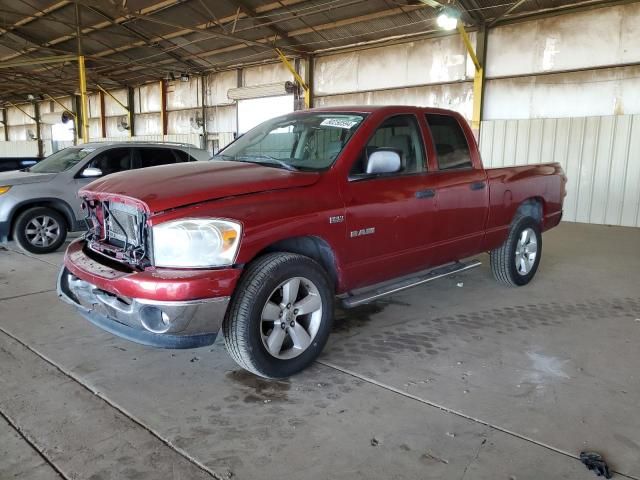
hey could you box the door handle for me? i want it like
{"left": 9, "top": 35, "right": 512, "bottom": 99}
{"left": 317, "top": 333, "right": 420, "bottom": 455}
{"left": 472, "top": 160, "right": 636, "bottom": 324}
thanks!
{"left": 415, "top": 189, "right": 436, "bottom": 199}
{"left": 470, "top": 181, "right": 486, "bottom": 191}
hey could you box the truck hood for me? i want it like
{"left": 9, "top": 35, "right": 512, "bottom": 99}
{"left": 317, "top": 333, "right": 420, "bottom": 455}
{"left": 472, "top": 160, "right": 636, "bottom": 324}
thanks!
{"left": 80, "top": 160, "right": 320, "bottom": 213}
{"left": 0, "top": 170, "right": 57, "bottom": 186}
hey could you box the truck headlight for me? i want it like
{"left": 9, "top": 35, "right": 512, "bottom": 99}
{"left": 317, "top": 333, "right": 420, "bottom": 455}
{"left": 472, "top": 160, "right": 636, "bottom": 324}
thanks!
{"left": 152, "top": 219, "right": 242, "bottom": 268}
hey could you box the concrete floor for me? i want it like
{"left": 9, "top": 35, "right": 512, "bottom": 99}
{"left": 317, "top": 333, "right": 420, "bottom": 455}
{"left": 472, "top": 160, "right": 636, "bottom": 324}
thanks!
{"left": 0, "top": 222, "right": 639, "bottom": 480}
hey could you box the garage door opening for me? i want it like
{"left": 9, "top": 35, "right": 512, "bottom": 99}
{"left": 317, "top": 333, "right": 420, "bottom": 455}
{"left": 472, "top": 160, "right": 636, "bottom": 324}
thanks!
{"left": 237, "top": 95, "right": 294, "bottom": 134}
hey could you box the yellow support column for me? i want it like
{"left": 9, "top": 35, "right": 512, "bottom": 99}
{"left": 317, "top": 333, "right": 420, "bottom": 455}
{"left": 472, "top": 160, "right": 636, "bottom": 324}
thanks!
{"left": 276, "top": 48, "right": 310, "bottom": 109}
{"left": 78, "top": 55, "right": 90, "bottom": 142}
{"left": 457, "top": 24, "right": 485, "bottom": 135}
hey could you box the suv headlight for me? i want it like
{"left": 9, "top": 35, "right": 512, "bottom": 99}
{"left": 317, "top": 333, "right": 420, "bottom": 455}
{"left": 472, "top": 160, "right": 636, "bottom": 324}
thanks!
{"left": 152, "top": 218, "right": 242, "bottom": 268}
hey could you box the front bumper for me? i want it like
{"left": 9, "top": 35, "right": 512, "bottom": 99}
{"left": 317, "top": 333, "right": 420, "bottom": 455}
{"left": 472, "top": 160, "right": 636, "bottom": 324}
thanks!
{"left": 58, "top": 266, "right": 230, "bottom": 349}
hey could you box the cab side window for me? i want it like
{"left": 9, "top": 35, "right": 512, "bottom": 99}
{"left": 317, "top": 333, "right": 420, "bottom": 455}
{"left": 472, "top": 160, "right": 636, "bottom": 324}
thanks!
{"left": 138, "top": 148, "right": 181, "bottom": 168}
{"left": 351, "top": 114, "right": 425, "bottom": 176}
{"left": 88, "top": 148, "right": 132, "bottom": 176}
{"left": 426, "top": 114, "right": 472, "bottom": 170}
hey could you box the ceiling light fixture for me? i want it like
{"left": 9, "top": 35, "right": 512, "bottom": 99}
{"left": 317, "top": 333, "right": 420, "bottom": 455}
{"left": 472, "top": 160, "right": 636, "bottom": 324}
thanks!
{"left": 436, "top": 6, "right": 460, "bottom": 31}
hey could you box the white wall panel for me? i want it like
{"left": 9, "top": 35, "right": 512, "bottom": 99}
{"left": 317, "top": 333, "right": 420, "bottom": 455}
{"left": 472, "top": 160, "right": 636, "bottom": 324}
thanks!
{"left": 480, "top": 115, "right": 640, "bottom": 227}
{"left": 88, "top": 118, "right": 101, "bottom": 139}
{"left": 314, "top": 34, "right": 474, "bottom": 96}
{"left": 206, "top": 70, "right": 238, "bottom": 106}
{"left": 167, "top": 109, "right": 202, "bottom": 135}
{"left": 167, "top": 77, "right": 201, "bottom": 110}
{"left": 7, "top": 125, "right": 36, "bottom": 141}
{"left": 105, "top": 116, "right": 131, "bottom": 138}
{"left": 133, "top": 113, "right": 161, "bottom": 136}
{"left": 484, "top": 65, "right": 640, "bottom": 120}
{"left": 0, "top": 141, "right": 38, "bottom": 156}
{"left": 243, "top": 63, "right": 291, "bottom": 87}
{"left": 103, "top": 89, "right": 128, "bottom": 117}
{"left": 205, "top": 105, "right": 236, "bottom": 133}
{"left": 486, "top": 3, "right": 640, "bottom": 78}
{"left": 315, "top": 82, "right": 473, "bottom": 120}
{"left": 135, "top": 83, "right": 161, "bottom": 114}
{"left": 88, "top": 93, "right": 101, "bottom": 119}
{"left": 7, "top": 106, "right": 35, "bottom": 125}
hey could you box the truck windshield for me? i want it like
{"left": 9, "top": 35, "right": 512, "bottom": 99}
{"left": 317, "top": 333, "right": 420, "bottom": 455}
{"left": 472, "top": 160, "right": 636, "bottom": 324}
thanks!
{"left": 215, "top": 112, "right": 365, "bottom": 171}
{"left": 30, "top": 147, "right": 95, "bottom": 173}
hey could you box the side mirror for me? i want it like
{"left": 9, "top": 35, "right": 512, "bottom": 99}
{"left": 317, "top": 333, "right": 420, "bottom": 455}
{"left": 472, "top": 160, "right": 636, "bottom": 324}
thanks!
{"left": 366, "top": 149, "right": 401, "bottom": 175}
{"left": 81, "top": 167, "right": 102, "bottom": 178}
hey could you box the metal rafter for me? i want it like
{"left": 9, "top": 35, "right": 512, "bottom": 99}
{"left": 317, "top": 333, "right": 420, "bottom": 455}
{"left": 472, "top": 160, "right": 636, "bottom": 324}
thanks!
{"left": 82, "top": 4, "right": 210, "bottom": 72}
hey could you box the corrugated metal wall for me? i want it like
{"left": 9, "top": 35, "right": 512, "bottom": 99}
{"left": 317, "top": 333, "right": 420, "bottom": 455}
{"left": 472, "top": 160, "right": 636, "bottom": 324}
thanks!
{"left": 479, "top": 115, "right": 640, "bottom": 227}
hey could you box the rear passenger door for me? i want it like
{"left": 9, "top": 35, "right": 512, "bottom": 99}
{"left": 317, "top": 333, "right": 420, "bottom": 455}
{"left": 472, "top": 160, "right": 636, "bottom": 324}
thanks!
{"left": 425, "top": 113, "right": 489, "bottom": 262}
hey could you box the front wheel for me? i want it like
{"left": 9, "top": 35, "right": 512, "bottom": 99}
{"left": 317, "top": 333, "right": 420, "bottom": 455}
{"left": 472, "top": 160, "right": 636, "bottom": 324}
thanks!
{"left": 222, "top": 253, "right": 334, "bottom": 378}
{"left": 13, "top": 207, "right": 67, "bottom": 254}
{"left": 490, "top": 215, "right": 542, "bottom": 287}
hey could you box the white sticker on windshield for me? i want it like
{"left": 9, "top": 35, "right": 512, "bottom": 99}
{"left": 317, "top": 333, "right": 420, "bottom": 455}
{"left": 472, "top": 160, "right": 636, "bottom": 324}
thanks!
{"left": 321, "top": 118, "right": 359, "bottom": 129}
{"left": 80, "top": 148, "right": 96, "bottom": 153}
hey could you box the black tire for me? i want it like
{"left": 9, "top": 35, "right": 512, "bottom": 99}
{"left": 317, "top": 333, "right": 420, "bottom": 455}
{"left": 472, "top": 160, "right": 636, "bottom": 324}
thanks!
{"left": 490, "top": 215, "right": 542, "bottom": 287}
{"left": 222, "top": 252, "right": 334, "bottom": 379}
{"left": 13, "top": 207, "right": 67, "bottom": 254}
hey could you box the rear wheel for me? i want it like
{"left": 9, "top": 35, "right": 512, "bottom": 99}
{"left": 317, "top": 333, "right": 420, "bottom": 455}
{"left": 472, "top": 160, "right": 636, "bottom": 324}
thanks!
{"left": 223, "top": 253, "right": 334, "bottom": 378}
{"left": 490, "top": 215, "right": 542, "bottom": 287}
{"left": 13, "top": 207, "right": 67, "bottom": 254}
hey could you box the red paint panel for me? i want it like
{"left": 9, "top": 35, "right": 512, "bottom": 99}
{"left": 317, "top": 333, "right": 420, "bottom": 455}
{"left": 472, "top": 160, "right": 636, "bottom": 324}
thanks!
{"left": 64, "top": 240, "right": 241, "bottom": 301}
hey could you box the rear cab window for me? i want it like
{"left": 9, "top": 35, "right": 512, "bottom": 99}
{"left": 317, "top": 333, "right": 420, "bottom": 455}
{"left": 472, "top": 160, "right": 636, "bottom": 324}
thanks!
{"left": 425, "top": 114, "right": 472, "bottom": 170}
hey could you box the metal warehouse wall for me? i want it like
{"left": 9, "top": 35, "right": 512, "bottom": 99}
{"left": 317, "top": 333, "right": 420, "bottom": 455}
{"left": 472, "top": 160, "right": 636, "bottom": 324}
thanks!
{"left": 313, "top": 33, "right": 476, "bottom": 119}
{"left": 480, "top": 115, "right": 640, "bottom": 228}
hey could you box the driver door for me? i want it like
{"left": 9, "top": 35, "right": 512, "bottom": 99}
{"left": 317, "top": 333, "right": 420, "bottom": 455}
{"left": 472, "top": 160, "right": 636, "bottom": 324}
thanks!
{"left": 341, "top": 114, "right": 437, "bottom": 289}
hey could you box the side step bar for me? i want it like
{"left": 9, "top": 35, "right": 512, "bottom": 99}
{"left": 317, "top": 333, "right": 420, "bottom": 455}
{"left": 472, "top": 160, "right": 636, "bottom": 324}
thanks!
{"left": 341, "top": 259, "right": 482, "bottom": 309}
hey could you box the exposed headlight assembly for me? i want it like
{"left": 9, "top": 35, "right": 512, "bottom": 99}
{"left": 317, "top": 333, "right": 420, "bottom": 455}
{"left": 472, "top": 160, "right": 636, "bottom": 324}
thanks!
{"left": 152, "top": 218, "right": 242, "bottom": 268}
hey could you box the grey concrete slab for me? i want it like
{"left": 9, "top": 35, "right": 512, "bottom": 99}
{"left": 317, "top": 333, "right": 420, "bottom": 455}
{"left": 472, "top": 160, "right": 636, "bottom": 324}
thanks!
{"left": 0, "top": 332, "right": 221, "bottom": 480}
{"left": 321, "top": 223, "right": 640, "bottom": 476}
{"left": 0, "top": 294, "right": 587, "bottom": 480}
{"left": 0, "top": 415, "right": 62, "bottom": 480}
{"left": 0, "top": 222, "right": 636, "bottom": 479}
{"left": 0, "top": 247, "right": 59, "bottom": 300}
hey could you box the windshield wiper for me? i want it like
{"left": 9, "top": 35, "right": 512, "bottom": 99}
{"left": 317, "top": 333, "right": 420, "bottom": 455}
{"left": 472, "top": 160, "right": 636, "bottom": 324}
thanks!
{"left": 235, "top": 155, "right": 298, "bottom": 171}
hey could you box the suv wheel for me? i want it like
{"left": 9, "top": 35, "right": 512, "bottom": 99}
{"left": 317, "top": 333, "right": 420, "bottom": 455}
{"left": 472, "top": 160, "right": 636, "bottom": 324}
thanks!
{"left": 490, "top": 214, "right": 542, "bottom": 287}
{"left": 223, "top": 253, "right": 334, "bottom": 378}
{"left": 13, "top": 207, "right": 67, "bottom": 254}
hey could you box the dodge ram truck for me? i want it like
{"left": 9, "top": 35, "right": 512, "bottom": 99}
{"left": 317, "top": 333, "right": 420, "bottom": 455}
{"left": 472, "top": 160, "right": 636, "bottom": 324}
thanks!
{"left": 57, "top": 106, "right": 567, "bottom": 378}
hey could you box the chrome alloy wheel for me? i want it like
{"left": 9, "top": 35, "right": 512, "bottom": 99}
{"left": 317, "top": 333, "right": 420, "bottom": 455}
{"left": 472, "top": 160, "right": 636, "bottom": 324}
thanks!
{"left": 515, "top": 227, "right": 538, "bottom": 276}
{"left": 260, "top": 276, "right": 323, "bottom": 360}
{"left": 25, "top": 215, "right": 61, "bottom": 248}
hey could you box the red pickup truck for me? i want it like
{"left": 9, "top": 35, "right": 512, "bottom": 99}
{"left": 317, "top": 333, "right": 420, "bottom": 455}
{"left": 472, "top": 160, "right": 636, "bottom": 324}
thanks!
{"left": 58, "top": 106, "right": 566, "bottom": 378}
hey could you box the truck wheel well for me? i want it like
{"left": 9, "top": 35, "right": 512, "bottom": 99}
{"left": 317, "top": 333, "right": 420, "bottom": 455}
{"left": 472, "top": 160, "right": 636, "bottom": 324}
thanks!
{"left": 259, "top": 236, "right": 338, "bottom": 291}
{"left": 515, "top": 198, "right": 544, "bottom": 224}
{"left": 9, "top": 199, "right": 75, "bottom": 239}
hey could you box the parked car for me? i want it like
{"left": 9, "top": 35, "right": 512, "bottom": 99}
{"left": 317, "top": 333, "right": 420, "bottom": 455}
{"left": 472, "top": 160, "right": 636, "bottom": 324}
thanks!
{"left": 0, "top": 157, "right": 40, "bottom": 173}
{"left": 58, "top": 106, "right": 567, "bottom": 378}
{"left": 0, "top": 142, "right": 210, "bottom": 254}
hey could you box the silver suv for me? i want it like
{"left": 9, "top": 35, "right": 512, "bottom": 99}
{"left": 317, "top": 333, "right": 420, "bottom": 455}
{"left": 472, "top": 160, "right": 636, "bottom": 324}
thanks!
{"left": 0, "top": 142, "right": 210, "bottom": 254}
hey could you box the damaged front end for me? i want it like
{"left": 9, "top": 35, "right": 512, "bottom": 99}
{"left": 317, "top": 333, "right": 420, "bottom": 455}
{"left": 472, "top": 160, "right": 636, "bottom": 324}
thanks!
{"left": 83, "top": 196, "right": 152, "bottom": 269}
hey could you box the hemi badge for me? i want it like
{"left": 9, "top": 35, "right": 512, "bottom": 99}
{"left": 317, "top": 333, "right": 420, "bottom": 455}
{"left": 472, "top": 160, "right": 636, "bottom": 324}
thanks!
{"left": 329, "top": 215, "right": 345, "bottom": 224}
{"left": 350, "top": 227, "right": 375, "bottom": 238}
